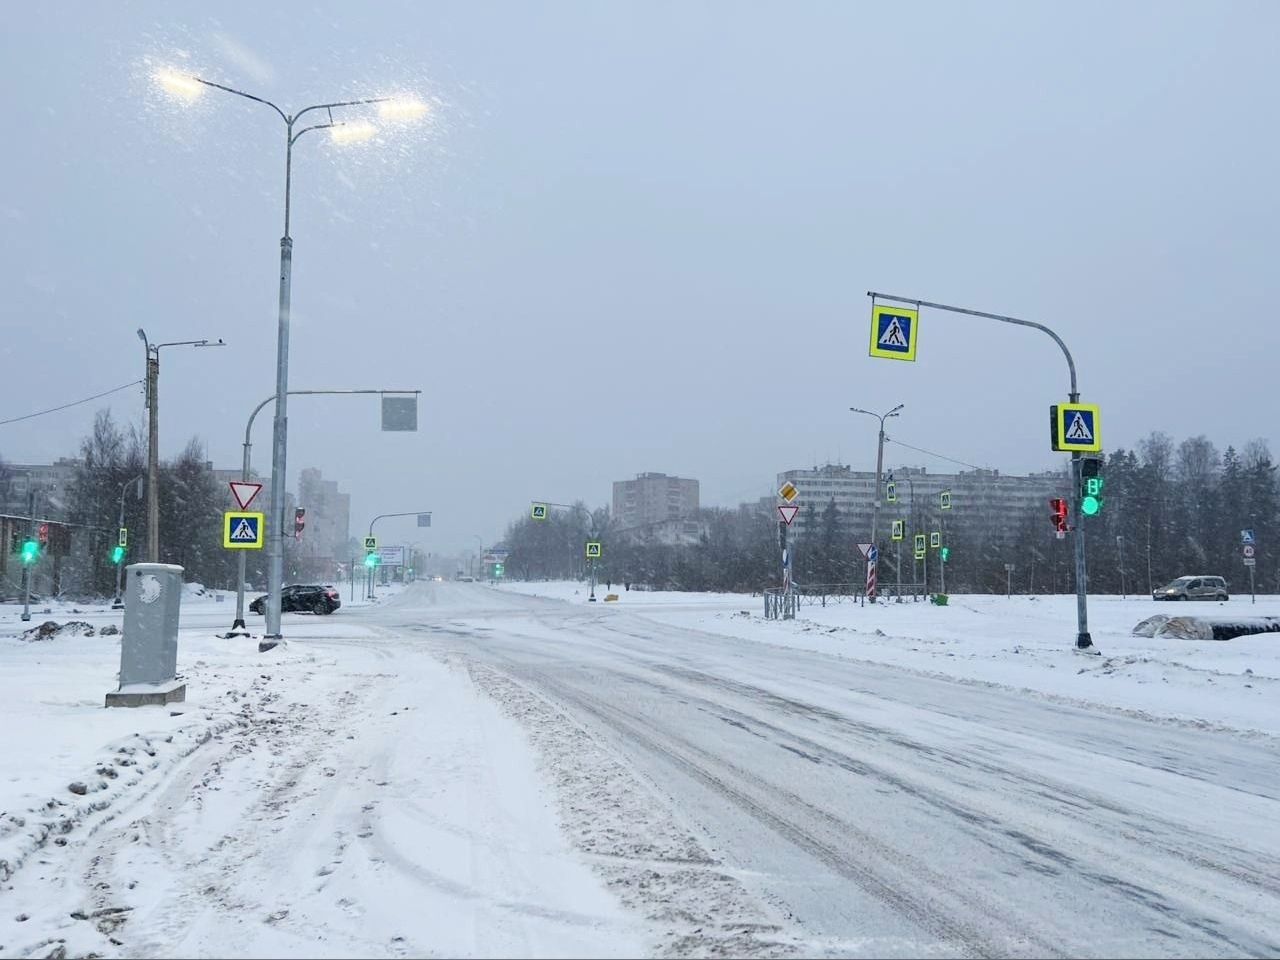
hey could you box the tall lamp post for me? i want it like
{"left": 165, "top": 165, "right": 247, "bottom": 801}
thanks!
{"left": 474, "top": 535, "right": 483, "bottom": 579}
{"left": 137, "top": 328, "right": 224, "bottom": 563}
{"left": 154, "top": 69, "right": 426, "bottom": 649}
{"left": 850, "top": 403, "right": 904, "bottom": 602}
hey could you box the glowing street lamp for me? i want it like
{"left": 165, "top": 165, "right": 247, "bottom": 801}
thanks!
{"left": 154, "top": 67, "right": 427, "bottom": 649}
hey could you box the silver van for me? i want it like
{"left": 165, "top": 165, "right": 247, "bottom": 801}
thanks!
{"left": 1152, "top": 576, "right": 1229, "bottom": 601}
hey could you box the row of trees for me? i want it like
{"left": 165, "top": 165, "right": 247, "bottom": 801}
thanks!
{"left": 6, "top": 420, "right": 1277, "bottom": 599}
{"left": 497, "top": 433, "right": 1280, "bottom": 596}
{"left": 2, "top": 411, "right": 334, "bottom": 600}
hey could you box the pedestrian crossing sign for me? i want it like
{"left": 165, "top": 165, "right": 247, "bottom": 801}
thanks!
{"left": 1050, "top": 402, "right": 1102, "bottom": 452}
{"left": 869, "top": 304, "right": 918, "bottom": 361}
{"left": 223, "top": 511, "right": 265, "bottom": 549}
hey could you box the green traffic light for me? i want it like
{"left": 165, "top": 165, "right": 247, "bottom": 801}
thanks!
{"left": 1080, "top": 495, "right": 1101, "bottom": 516}
{"left": 20, "top": 539, "right": 39, "bottom": 564}
{"left": 364, "top": 552, "right": 378, "bottom": 567}
{"left": 111, "top": 545, "right": 126, "bottom": 564}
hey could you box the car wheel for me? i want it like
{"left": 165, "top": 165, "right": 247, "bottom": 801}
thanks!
{"left": 313, "top": 600, "right": 328, "bottom": 614}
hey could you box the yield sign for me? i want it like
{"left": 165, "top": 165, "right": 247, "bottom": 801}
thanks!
{"left": 856, "top": 542, "right": 874, "bottom": 559}
{"left": 777, "top": 504, "right": 799, "bottom": 525}
{"left": 229, "top": 480, "right": 263, "bottom": 510}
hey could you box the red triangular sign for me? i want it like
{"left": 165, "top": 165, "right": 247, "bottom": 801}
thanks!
{"left": 229, "top": 481, "right": 263, "bottom": 510}
{"left": 778, "top": 504, "right": 799, "bottom": 524}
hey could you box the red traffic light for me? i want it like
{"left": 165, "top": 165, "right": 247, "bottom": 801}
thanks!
{"left": 1049, "top": 497, "right": 1068, "bottom": 533}
{"left": 37, "top": 522, "right": 49, "bottom": 545}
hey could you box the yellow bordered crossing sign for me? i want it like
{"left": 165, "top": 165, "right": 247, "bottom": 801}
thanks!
{"left": 223, "top": 511, "right": 265, "bottom": 549}
{"left": 531, "top": 503, "right": 548, "bottom": 520}
{"left": 585, "top": 540, "right": 602, "bottom": 558}
{"left": 891, "top": 519, "right": 904, "bottom": 541}
{"left": 1050, "top": 402, "right": 1102, "bottom": 452}
{"left": 869, "top": 304, "right": 918, "bottom": 361}
{"left": 364, "top": 535, "right": 378, "bottom": 552}
{"left": 913, "top": 533, "right": 926, "bottom": 560}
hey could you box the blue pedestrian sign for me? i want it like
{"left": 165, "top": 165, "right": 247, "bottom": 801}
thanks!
{"left": 1242, "top": 529, "right": 1255, "bottom": 544}
{"left": 1050, "top": 402, "right": 1102, "bottom": 453}
{"left": 869, "top": 304, "right": 918, "bottom": 361}
{"left": 223, "top": 511, "right": 265, "bottom": 549}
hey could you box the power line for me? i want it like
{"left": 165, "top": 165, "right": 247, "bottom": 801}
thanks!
{"left": 0, "top": 380, "right": 142, "bottom": 427}
{"left": 885, "top": 436, "right": 987, "bottom": 472}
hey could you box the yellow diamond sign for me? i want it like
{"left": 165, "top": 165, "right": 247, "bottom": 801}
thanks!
{"left": 778, "top": 481, "right": 798, "bottom": 503}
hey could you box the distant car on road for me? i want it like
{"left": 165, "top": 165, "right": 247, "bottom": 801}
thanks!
{"left": 1152, "top": 576, "right": 1228, "bottom": 601}
{"left": 249, "top": 584, "right": 341, "bottom": 615}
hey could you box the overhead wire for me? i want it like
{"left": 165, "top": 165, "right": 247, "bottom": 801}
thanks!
{"left": 0, "top": 380, "right": 142, "bottom": 427}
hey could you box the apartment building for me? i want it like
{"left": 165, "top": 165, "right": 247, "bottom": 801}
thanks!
{"left": 611, "top": 472, "right": 705, "bottom": 545}
{"left": 776, "top": 462, "right": 1070, "bottom": 546}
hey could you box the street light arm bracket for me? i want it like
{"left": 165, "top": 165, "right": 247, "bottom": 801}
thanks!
{"left": 189, "top": 75, "right": 290, "bottom": 125}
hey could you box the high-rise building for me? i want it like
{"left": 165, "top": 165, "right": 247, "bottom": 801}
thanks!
{"left": 612, "top": 472, "right": 704, "bottom": 545}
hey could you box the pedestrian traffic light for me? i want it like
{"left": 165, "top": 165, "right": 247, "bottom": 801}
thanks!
{"left": 111, "top": 545, "right": 126, "bottom": 564}
{"left": 1050, "top": 497, "right": 1068, "bottom": 534}
{"left": 37, "top": 522, "right": 48, "bottom": 546}
{"left": 20, "top": 538, "right": 39, "bottom": 564}
{"left": 940, "top": 546, "right": 949, "bottom": 562}
{"left": 364, "top": 550, "right": 378, "bottom": 568}
{"left": 293, "top": 507, "right": 306, "bottom": 538}
{"left": 1080, "top": 458, "right": 1103, "bottom": 516}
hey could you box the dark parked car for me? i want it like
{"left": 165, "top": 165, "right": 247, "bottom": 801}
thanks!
{"left": 249, "top": 584, "right": 341, "bottom": 615}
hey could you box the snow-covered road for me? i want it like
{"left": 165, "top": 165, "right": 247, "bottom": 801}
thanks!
{"left": 3, "top": 580, "right": 1279, "bottom": 958}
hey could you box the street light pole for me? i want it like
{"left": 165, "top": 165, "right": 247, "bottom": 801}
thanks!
{"left": 154, "top": 69, "right": 426, "bottom": 650}
{"left": 136, "top": 328, "right": 225, "bottom": 564}
{"left": 850, "top": 403, "right": 904, "bottom": 602}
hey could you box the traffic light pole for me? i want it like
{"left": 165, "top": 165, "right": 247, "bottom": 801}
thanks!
{"left": 868, "top": 291, "right": 1094, "bottom": 650}
{"left": 21, "top": 484, "right": 34, "bottom": 623}
{"left": 365, "top": 511, "right": 431, "bottom": 600}
{"left": 228, "top": 389, "right": 421, "bottom": 644}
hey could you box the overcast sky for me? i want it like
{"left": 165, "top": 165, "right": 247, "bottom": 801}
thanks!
{"left": 3, "top": 2, "right": 1277, "bottom": 559}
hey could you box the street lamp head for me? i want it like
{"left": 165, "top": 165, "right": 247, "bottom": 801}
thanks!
{"left": 153, "top": 68, "right": 204, "bottom": 101}
{"left": 378, "top": 97, "right": 429, "bottom": 122}
{"left": 136, "top": 328, "right": 147, "bottom": 343}
{"left": 330, "top": 120, "right": 378, "bottom": 144}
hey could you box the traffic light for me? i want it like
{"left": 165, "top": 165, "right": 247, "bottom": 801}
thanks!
{"left": 493, "top": 562, "right": 504, "bottom": 577}
{"left": 1050, "top": 497, "right": 1068, "bottom": 534}
{"left": 364, "top": 550, "right": 378, "bottom": 568}
{"left": 20, "top": 538, "right": 39, "bottom": 565}
{"left": 940, "top": 546, "right": 949, "bottom": 562}
{"left": 1080, "top": 458, "right": 1103, "bottom": 516}
{"left": 111, "top": 545, "right": 126, "bottom": 564}
{"left": 37, "top": 522, "right": 49, "bottom": 546}
{"left": 293, "top": 507, "right": 306, "bottom": 538}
